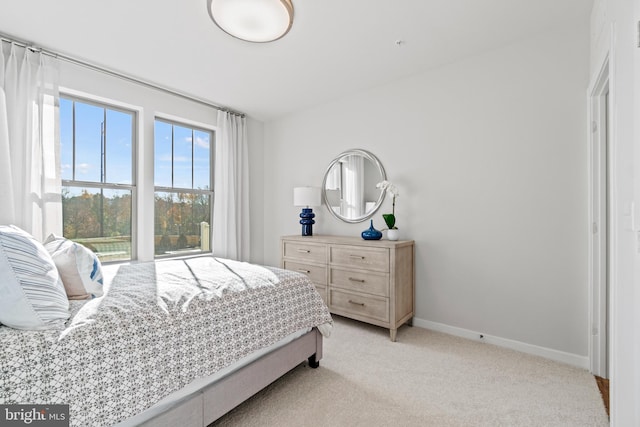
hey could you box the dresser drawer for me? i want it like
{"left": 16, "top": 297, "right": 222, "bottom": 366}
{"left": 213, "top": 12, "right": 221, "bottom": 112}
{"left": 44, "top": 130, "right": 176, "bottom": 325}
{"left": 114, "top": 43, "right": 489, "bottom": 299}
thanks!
{"left": 330, "top": 246, "right": 389, "bottom": 272}
{"left": 283, "top": 260, "right": 327, "bottom": 286}
{"left": 330, "top": 289, "right": 389, "bottom": 323}
{"left": 283, "top": 241, "right": 327, "bottom": 263}
{"left": 330, "top": 268, "right": 389, "bottom": 297}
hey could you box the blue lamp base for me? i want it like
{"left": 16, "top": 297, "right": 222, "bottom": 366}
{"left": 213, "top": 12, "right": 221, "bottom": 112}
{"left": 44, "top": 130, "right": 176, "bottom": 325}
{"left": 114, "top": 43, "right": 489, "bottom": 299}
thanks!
{"left": 299, "top": 208, "right": 316, "bottom": 236}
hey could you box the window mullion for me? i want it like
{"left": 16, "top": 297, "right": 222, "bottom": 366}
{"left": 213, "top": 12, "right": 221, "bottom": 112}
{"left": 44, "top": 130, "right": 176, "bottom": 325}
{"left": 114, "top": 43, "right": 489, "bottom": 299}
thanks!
{"left": 72, "top": 100, "right": 76, "bottom": 181}
{"left": 171, "top": 125, "right": 175, "bottom": 188}
{"left": 191, "top": 128, "right": 195, "bottom": 189}
{"left": 102, "top": 108, "right": 107, "bottom": 183}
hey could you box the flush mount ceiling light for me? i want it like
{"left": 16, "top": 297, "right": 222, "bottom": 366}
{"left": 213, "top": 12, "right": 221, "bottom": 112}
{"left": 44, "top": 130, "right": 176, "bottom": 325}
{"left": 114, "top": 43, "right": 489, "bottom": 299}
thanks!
{"left": 208, "top": 0, "right": 294, "bottom": 43}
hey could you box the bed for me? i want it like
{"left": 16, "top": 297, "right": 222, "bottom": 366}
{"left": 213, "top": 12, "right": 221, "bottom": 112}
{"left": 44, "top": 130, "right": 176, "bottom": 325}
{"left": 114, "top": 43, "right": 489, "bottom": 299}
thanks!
{"left": 0, "top": 246, "right": 332, "bottom": 427}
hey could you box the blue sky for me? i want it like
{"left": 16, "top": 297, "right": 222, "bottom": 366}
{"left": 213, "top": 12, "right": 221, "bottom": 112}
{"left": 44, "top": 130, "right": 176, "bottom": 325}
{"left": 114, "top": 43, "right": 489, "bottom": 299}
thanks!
{"left": 60, "top": 98, "right": 211, "bottom": 190}
{"left": 154, "top": 120, "right": 211, "bottom": 189}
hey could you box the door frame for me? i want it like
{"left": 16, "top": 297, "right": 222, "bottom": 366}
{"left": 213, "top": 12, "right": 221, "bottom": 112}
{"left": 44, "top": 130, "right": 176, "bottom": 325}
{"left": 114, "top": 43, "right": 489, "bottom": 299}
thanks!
{"left": 587, "top": 55, "right": 611, "bottom": 378}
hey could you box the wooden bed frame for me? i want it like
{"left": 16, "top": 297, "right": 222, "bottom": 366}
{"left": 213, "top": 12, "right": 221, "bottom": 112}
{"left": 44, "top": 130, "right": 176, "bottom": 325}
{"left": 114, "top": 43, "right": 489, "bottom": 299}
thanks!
{"left": 114, "top": 328, "right": 323, "bottom": 427}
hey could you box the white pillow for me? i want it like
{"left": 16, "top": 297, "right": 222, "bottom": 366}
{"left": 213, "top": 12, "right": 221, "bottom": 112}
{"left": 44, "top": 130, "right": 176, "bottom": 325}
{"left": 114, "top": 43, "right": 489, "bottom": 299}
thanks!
{"left": 44, "top": 234, "right": 104, "bottom": 300}
{"left": 0, "top": 225, "right": 70, "bottom": 330}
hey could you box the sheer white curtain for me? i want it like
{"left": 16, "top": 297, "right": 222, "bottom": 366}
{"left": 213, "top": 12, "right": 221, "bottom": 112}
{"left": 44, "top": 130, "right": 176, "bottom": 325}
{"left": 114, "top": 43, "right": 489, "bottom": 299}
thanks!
{"left": 213, "top": 111, "right": 250, "bottom": 261}
{"left": 342, "top": 155, "right": 364, "bottom": 218}
{"left": 0, "top": 43, "right": 61, "bottom": 241}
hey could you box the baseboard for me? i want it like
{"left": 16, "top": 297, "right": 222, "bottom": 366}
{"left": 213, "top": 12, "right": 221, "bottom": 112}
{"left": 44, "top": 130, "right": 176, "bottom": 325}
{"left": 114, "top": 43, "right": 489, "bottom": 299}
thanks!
{"left": 412, "top": 318, "right": 589, "bottom": 370}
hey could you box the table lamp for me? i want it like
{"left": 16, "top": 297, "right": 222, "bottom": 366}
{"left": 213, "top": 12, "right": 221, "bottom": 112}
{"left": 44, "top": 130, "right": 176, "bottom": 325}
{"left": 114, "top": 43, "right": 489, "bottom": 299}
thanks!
{"left": 293, "top": 187, "right": 321, "bottom": 236}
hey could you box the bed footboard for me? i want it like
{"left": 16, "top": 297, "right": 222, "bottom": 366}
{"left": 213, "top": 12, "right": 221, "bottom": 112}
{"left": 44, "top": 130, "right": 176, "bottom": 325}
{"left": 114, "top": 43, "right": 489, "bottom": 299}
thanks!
{"left": 202, "top": 327, "right": 322, "bottom": 423}
{"left": 117, "top": 328, "right": 323, "bottom": 427}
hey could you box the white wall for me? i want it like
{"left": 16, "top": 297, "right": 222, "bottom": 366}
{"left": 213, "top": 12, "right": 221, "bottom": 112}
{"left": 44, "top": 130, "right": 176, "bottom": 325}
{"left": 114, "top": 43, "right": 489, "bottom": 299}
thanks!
{"left": 247, "top": 118, "right": 265, "bottom": 264}
{"left": 56, "top": 60, "right": 265, "bottom": 262}
{"left": 263, "top": 25, "right": 590, "bottom": 359}
{"left": 590, "top": 0, "right": 640, "bottom": 425}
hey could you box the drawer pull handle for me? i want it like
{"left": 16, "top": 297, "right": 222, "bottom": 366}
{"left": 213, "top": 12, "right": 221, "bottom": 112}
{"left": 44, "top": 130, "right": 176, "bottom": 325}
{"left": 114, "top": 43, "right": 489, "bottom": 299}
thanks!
{"left": 349, "top": 255, "right": 365, "bottom": 259}
{"left": 298, "top": 249, "right": 311, "bottom": 253}
{"left": 348, "top": 300, "right": 365, "bottom": 306}
{"left": 298, "top": 269, "right": 311, "bottom": 274}
{"left": 348, "top": 277, "right": 365, "bottom": 283}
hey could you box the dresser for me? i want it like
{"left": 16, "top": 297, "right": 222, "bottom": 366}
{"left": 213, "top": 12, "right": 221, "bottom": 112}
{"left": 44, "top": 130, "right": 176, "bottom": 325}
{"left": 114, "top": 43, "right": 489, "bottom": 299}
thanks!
{"left": 281, "top": 235, "right": 414, "bottom": 341}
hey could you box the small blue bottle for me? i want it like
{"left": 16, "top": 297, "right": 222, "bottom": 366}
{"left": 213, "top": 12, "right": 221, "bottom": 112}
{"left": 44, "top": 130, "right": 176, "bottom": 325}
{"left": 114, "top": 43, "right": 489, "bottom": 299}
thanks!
{"left": 361, "top": 220, "right": 382, "bottom": 240}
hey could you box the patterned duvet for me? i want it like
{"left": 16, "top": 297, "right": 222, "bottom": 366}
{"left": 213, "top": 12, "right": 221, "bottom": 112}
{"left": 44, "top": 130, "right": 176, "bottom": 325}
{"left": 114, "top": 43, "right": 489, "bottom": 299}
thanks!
{"left": 0, "top": 256, "right": 333, "bottom": 426}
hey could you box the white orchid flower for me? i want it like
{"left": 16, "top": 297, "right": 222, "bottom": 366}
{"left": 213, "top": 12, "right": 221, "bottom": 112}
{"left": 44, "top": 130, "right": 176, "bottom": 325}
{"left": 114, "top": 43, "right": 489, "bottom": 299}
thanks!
{"left": 376, "top": 180, "right": 399, "bottom": 198}
{"left": 376, "top": 180, "right": 389, "bottom": 190}
{"left": 377, "top": 180, "right": 401, "bottom": 230}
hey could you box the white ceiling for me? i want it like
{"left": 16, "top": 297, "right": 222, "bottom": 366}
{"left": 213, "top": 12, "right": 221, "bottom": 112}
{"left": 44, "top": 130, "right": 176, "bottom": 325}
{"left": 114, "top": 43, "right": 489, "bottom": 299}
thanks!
{"left": 0, "top": 1, "right": 592, "bottom": 121}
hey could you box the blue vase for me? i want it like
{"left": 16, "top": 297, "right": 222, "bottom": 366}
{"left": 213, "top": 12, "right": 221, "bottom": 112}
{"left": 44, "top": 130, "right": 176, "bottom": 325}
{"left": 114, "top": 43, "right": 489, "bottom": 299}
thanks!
{"left": 361, "top": 220, "right": 382, "bottom": 240}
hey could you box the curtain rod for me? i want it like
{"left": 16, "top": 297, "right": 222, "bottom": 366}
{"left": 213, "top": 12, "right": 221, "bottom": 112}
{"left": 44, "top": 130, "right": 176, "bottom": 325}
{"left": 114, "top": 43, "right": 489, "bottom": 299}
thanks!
{"left": 0, "top": 32, "right": 245, "bottom": 118}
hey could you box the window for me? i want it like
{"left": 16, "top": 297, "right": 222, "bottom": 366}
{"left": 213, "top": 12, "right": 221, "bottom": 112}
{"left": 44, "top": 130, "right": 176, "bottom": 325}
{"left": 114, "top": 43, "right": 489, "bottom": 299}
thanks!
{"left": 154, "top": 119, "right": 213, "bottom": 257}
{"left": 60, "top": 96, "right": 135, "bottom": 262}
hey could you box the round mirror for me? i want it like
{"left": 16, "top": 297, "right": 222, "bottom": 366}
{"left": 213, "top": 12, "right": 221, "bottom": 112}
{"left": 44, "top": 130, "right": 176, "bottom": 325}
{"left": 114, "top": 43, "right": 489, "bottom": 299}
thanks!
{"left": 322, "top": 149, "right": 387, "bottom": 223}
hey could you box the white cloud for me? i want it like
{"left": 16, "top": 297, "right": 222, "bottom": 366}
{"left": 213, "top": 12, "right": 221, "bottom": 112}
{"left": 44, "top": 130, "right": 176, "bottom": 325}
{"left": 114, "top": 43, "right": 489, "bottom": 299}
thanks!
{"left": 157, "top": 154, "right": 191, "bottom": 163}
{"left": 158, "top": 155, "right": 190, "bottom": 163}
{"left": 77, "top": 163, "right": 92, "bottom": 174}
{"left": 195, "top": 136, "right": 210, "bottom": 149}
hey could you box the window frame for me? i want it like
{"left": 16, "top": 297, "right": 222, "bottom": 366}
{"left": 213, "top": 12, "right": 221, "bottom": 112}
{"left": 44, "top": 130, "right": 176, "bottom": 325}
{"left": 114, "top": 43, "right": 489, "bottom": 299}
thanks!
{"left": 60, "top": 93, "right": 138, "bottom": 262}
{"left": 153, "top": 116, "right": 215, "bottom": 259}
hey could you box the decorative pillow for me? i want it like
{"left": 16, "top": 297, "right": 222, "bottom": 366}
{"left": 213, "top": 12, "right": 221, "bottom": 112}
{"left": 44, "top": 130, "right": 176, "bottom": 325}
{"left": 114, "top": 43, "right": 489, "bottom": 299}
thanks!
{"left": 0, "top": 225, "right": 70, "bottom": 330}
{"left": 44, "top": 234, "right": 104, "bottom": 300}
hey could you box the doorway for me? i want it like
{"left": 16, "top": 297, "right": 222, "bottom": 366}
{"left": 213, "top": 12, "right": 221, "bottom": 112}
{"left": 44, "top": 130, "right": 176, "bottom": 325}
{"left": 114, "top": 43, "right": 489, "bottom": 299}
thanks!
{"left": 588, "top": 58, "right": 610, "bottom": 379}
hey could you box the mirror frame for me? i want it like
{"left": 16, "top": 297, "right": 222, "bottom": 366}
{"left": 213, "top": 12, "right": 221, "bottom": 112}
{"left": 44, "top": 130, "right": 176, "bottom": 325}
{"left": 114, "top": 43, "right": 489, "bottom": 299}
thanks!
{"left": 321, "top": 149, "right": 387, "bottom": 224}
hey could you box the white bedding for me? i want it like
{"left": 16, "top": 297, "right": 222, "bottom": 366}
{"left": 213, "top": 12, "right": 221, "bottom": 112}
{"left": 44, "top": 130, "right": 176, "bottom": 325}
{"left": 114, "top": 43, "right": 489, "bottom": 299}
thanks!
{"left": 0, "top": 255, "right": 332, "bottom": 426}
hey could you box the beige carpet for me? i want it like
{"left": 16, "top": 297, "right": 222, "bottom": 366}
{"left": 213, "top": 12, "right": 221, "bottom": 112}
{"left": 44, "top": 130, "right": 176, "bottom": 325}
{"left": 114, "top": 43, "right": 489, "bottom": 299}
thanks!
{"left": 211, "top": 316, "right": 609, "bottom": 426}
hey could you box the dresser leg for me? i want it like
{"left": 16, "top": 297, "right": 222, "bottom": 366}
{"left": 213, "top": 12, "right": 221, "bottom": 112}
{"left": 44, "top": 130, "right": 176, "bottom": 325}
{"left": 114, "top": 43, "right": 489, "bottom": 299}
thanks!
{"left": 407, "top": 318, "right": 413, "bottom": 327}
{"left": 390, "top": 329, "right": 397, "bottom": 342}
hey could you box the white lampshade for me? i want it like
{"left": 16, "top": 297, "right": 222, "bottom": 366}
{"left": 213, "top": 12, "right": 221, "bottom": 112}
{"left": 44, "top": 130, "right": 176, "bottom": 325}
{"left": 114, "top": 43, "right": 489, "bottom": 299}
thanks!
{"left": 293, "top": 187, "right": 321, "bottom": 207}
{"left": 208, "top": 0, "right": 294, "bottom": 43}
